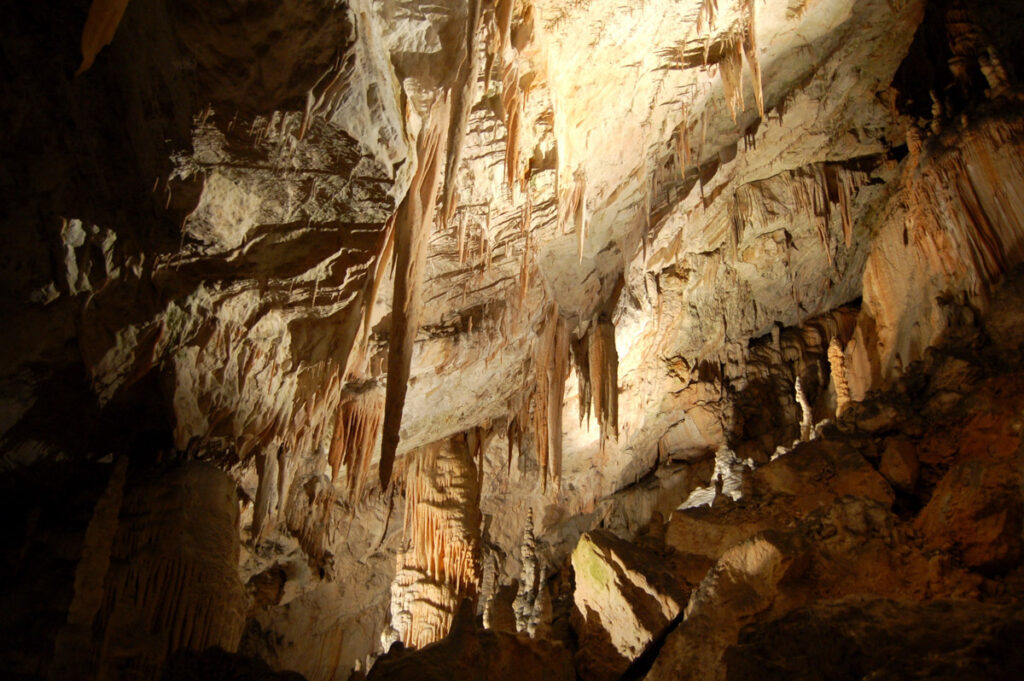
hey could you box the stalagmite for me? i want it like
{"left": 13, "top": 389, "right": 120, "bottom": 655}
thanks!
{"left": 512, "top": 508, "right": 539, "bottom": 633}
{"left": 77, "top": 0, "right": 131, "bottom": 75}
{"left": 795, "top": 375, "right": 813, "bottom": 441}
{"left": 252, "top": 446, "right": 281, "bottom": 542}
{"left": 380, "top": 94, "right": 452, "bottom": 490}
{"left": 828, "top": 337, "right": 851, "bottom": 417}
{"left": 979, "top": 46, "right": 1012, "bottom": 101}
{"left": 329, "top": 383, "right": 385, "bottom": 500}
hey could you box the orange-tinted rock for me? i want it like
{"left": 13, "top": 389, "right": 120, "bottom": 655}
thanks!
{"left": 916, "top": 456, "right": 1024, "bottom": 572}
{"left": 880, "top": 437, "right": 919, "bottom": 491}
{"left": 369, "top": 603, "right": 573, "bottom": 681}
{"left": 570, "top": 530, "right": 690, "bottom": 681}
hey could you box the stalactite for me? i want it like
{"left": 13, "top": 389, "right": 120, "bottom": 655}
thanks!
{"left": 380, "top": 94, "right": 453, "bottom": 490}
{"left": 96, "top": 463, "right": 246, "bottom": 680}
{"left": 385, "top": 437, "right": 482, "bottom": 649}
{"left": 828, "top": 337, "right": 851, "bottom": 417}
{"left": 795, "top": 375, "right": 812, "bottom": 441}
{"left": 501, "top": 60, "right": 524, "bottom": 189}
{"left": 77, "top": 0, "right": 132, "bottom": 75}
{"left": 742, "top": 0, "right": 765, "bottom": 118}
{"left": 559, "top": 168, "right": 587, "bottom": 261}
{"left": 518, "top": 229, "right": 532, "bottom": 310}
{"left": 441, "top": 0, "right": 484, "bottom": 228}
{"left": 299, "top": 52, "right": 356, "bottom": 140}
{"left": 719, "top": 36, "right": 745, "bottom": 123}
{"left": 532, "top": 303, "right": 569, "bottom": 491}
{"left": 588, "top": 316, "right": 619, "bottom": 452}
{"left": 284, "top": 473, "right": 336, "bottom": 572}
{"left": 50, "top": 457, "right": 129, "bottom": 681}
{"left": 698, "top": 0, "right": 718, "bottom": 34}
{"left": 352, "top": 213, "right": 397, "bottom": 378}
{"left": 570, "top": 334, "right": 592, "bottom": 427}
{"left": 328, "top": 383, "right": 385, "bottom": 500}
{"left": 676, "top": 104, "right": 692, "bottom": 174}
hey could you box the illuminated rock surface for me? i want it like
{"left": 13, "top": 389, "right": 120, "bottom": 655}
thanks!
{"left": 3, "top": 0, "right": 1024, "bottom": 679}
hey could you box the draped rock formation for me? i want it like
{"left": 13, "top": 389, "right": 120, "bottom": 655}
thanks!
{"left": 6, "top": 0, "right": 1024, "bottom": 680}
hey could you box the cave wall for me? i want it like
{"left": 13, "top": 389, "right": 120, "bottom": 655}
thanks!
{"left": 3, "top": 0, "right": 1024, "bottom": 680}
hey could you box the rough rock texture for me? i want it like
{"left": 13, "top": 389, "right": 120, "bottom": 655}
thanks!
{"left": 4, "top": 0, "right": 1024, "bottom": 679}
{"left": 368, "top": 603, "right": 574, "bottom": 681}
{"left": 570, "top": 530, "right": 689, "bottom": 681}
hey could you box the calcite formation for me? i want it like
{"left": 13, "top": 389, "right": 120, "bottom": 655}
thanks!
{"left": 5, "top": 0, "right": 1024, "bottom": 679}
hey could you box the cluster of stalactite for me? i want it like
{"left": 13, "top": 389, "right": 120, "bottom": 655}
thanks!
{"left": 532, "top": 303, "right": 570, "bottom": 491}
{"left": 328, "top": 383, "right": 385, "bottom": 501}
{"left": 787, "top": 163, "right": 869, "bottom": 263}
{"left": 489, "top": 0, "right": 535, "bottom": 192}
{"left": 383, "top": 436, "right": 482, "bottom": 650}
{"left": 694, "top": 0, "right": 764, "bottom": 123}
{"left": 379, "top": 0, "right": 542, "bottom": 491}
{"left": 93, "top": 462, "right": 246, "bottom": 681}
{"left": 283, "top": 473, "right": 337, "bottom": 573}
{"left": 905, "top": 117, "right": 1024, "bottom": 294}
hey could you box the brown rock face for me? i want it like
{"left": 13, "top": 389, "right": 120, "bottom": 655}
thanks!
{"left": 369, "top": 603, "right": 574, "bottom": 681}
{"left": 570, "top": 530, "right": 688, "bottom": 681}
{"left": 106, "top": 463, "right": 246, "bottom": 678}
{"left": 6, "top": 0, "right": 1024, "bottom": 679}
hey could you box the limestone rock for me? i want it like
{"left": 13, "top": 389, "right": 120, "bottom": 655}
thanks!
{"left": 880, "top": 437, "right": 919, "bottom": 491}
{"left": 369, "top": 602, "right": 573, "bottom": 681}
{"left": 570, "top": 530, "right": 689, "bottom": 681}
{"left": 723, "top": 599, "right": 1024, "bottom": 681}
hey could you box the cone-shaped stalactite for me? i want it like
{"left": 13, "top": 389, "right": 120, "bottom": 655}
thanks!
{"left": 379, "top": 94, "right": 453, "bottom": 490}
{"left": 533, "top": 303, "right": 570, "bottom": 491}
{"left": 382, "top": 436, "right": 482, "bottom": 650}
{"left": 570, "top": 334, "right": 592, "bottom": 427}
{"left": 77, "top": 0, "right": 131, "bottom": 74}
{"left": 440, "top": 0, "right": 483, "bottom": 228}
{"left": 588, "top": 316, "right": 619, "bottom": 453}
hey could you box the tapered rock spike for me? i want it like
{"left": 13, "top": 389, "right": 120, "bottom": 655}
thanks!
{"left": 380, "top": 94, "right": 453, "bottom": 490}
{"left": 441, "top": 0, "right": 483, "bottom": 229}
{"left": 76, "top": 0, "right": 132, "bottom": 75}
